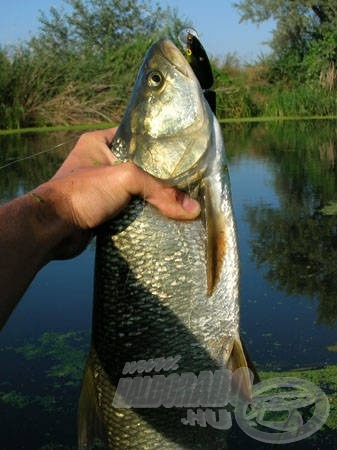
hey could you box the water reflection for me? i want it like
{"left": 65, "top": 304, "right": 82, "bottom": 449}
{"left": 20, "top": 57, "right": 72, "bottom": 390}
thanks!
{"left": 223, "top": 121, "right": 337, "bottom": 371}
{"left": 225, "top": 121, "right": 337, "bottom": 327}
{"left": 0, "top": 122, "right": 337, "bottom": 448}
{"left": 247, "top": 206, "right": 337, "bottom": 326}
{"left": 0, "top": 131, "right": 78, "bottom": 200}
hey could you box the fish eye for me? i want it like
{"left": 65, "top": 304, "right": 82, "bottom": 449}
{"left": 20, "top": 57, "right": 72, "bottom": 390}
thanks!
{"left": 147, "top": 71, "right": 164, "bottom": 89}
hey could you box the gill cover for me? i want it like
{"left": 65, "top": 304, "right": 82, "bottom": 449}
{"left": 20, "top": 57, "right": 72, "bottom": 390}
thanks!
{"left": 112, "top": 39, "right": 211, "bottom": 182}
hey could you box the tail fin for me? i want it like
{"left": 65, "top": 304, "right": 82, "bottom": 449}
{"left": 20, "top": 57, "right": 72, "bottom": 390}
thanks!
{"left": 78, "top": 355, "right": 105, "bottom": 450}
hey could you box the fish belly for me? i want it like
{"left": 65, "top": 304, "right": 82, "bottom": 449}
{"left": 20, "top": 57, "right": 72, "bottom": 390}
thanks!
{"left": 81, "top": 199, "right": 237, "bottom": 449}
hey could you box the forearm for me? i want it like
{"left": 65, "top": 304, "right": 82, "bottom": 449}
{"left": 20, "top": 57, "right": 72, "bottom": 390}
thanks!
{"left": 0, "top": 191, "right": 71, "bottom": 329}
{"left": 0, "top": 128, "right": 200, "bottom": 330}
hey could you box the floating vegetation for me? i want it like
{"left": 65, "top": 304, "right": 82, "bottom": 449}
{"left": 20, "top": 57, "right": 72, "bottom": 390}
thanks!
{"left": 11, "top": 330, "right": 89, "bottom": 387}
{"left": 327, "top": 343, "right": 337, "bottom": 353}
{"left": 0, "top": 330, "right": 90, "bottom": 449}
{"left": 0, "top": 330, "right": 336, "bottom": 448}
{"left": 320, "top": 201, "right": 337, "bottom": 216}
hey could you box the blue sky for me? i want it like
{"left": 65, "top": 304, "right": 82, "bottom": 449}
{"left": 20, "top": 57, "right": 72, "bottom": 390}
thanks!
{"left": 0, "top": 0, "right": 275, "bottom": 62}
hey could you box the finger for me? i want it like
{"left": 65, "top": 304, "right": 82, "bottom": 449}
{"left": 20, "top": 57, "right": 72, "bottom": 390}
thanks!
{"left": 53, "top": 128, "right": 118, "bottom": 178}
{"left": 147, "top": 185, "right": 201, "bottom": 220}
{"left": 122, "top": 163, "right": 201, "bottom": 221}
{"left": 74, "top": 127, "right": 118, "bottom": 161}
{"left": 94, "top": 127, "right": 118, "bottom": 145}
{"left": 78, "top": 127, "right": 118, "bottom": 147}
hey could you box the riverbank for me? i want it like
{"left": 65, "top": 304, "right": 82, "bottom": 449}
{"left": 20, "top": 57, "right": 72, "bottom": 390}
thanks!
{"left": 1, "top": 115, "right": 337, "bottom": 136}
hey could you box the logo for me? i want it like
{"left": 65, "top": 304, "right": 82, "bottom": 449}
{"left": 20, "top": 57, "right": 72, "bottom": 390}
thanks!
{"left": 234, "top": 376, "right": 330, "bottom": 444}
{"left": 112, "top": 356, "right": 330, "bottom": 444}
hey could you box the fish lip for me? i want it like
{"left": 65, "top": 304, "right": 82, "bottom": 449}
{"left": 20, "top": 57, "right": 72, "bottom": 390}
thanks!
{"left": 156, "top": 38, "right": 196, "bottom": 80}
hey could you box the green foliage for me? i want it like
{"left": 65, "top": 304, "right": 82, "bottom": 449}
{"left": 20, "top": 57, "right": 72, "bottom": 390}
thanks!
{"left": 0, "top": 47, "right": 22, "bottom": 128}
{"left": 0, "top": 390, "right": 31, "bottom": 408}
{"left": 213, "top": 63, "right": 258, "bottom": 119}
{"left": 37, "top": 0, "right": 175, "bottom": 53}
{"left": 211, "top": 56, "right": 267, "bottom": 119}
{"left": 265, "top": 85, "right": 337, "bottom": 117}
{"left": 0, "top": 0, "right": 336, "bottom": 128}
{"left": 235, "top": 0, "right": 337, "bottom": 88}
{"left": 0, "top": 0, "right": 189, "bottom": 129}
{"left": 0, "top": 389, "right": 58, "bottom": 412}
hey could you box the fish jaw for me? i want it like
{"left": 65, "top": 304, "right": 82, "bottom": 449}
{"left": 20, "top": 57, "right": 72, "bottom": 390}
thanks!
{"left": 112, "top": 38, "right": 212, "bottom": 183}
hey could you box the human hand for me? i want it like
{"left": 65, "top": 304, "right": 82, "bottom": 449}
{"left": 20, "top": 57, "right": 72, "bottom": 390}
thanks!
{"left": 0, "top": 127, "right": 201, "bottom": 327}
{"left": 33, "top": 128, "right": 200, "bottom": 259}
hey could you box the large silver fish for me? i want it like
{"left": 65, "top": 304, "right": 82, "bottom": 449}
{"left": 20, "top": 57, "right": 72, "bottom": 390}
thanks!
{"left": 78, "top": 38, "right": 250, "bottom": 449}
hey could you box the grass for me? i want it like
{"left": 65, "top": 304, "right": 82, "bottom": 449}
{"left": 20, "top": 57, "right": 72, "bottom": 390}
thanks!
{"left": 220, "top": 115, "right": 337, "bottom": 123}
{"left": 0, "top": 122, "right": 117, "bottom": 136}
{"left": 1, "top": 116, "right": 337, "bottom": 136}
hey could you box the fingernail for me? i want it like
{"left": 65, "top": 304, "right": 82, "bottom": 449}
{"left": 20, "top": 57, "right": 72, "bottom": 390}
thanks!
{"left": 182, "top": 195, "right": 200, "bottom": 214}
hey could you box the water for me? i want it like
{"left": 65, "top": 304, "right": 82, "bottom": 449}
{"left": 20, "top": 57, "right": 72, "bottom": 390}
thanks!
{"left": 226, "top": 121, "right": 337, "bottom": 370}
{"left": 0, "top": 121, "right": 336, "bottom": 448}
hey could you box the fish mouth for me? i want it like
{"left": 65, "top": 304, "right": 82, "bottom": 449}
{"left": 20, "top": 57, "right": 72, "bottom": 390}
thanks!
{"left": 156, "top": 38, "right": 196, "bottom": 80}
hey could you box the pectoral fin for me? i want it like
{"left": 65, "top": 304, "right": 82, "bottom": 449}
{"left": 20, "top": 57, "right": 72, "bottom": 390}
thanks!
{"left": 200, "top": 178, "right": 226, "bottom": 296}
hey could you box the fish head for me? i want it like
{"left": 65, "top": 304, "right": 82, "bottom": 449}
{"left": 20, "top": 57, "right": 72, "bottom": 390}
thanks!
{"left": 113, "top": 38, "right": 212, "bottom": 185}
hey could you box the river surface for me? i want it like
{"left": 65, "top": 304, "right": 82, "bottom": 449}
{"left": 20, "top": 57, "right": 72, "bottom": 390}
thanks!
{"left": 0, "top": 120, "right": 336, "bottom": 448}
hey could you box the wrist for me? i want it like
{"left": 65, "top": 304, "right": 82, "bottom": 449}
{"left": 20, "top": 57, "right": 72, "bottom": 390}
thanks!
{"left": 31, "top": 181, "right": 92, "bottom": 260}
{"left": 30, "top": 182, "right": 84, "bottom": 262}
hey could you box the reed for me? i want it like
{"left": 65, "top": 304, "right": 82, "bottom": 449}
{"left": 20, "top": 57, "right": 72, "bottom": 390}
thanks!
{"left": 264, "top": 85, "right": 337, "bottom": 117}
{"left": 1, "top": 38, "right": 336, "bottom": 129}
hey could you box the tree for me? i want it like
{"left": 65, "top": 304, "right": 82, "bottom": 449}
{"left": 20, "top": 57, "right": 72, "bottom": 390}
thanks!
{"left": 234, "top": 0, "right": 337, "bottom": 88}
{"left": 1, "top": 0, "right": 190, "bottom": 127}
{"left": 35, "top": 0, "right": 187, "bottom": 55}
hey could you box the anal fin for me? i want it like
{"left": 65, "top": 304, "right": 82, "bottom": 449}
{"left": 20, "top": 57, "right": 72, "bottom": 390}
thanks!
{"left": 229, "top": 336, "right": 255, "bottom": 403}
{"left": 241, "top": 338, "right": 260, "bottom": 384}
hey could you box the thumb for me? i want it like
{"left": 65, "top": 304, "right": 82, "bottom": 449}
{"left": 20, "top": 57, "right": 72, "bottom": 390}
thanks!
{"left": 146, "top": 186, "right": 201, "bottom": 220}
{"left": 124, "top": 163, "right": 201, "bottom": 220}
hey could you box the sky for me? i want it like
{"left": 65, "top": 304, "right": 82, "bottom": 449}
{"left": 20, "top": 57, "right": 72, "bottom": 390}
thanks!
{"left": 0, "top": 0, "right": 275, "bottom": 62}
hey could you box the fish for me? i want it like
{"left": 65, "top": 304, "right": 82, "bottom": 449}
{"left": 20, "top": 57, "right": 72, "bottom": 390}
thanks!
{"left": 78, "top": 38, "right": 251, "bottom": 449}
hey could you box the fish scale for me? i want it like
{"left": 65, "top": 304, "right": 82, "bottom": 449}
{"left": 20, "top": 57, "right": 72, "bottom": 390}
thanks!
{"left": 78, "top": 38, "right": 249, "bottom": 450}
{"left": 94, "top": 200, "right": 237, "bottom": 357}
{"left": 81, "top": 198, "right": 236, "bottom": 448}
